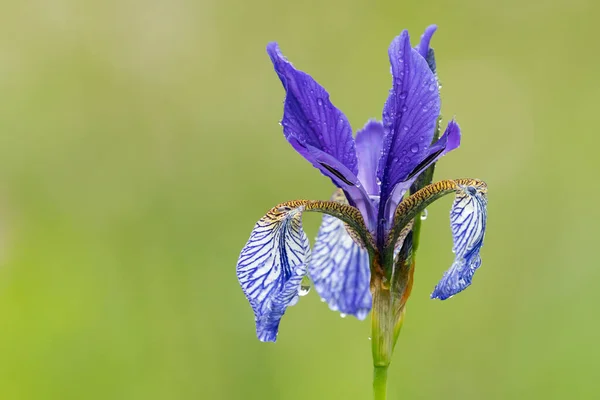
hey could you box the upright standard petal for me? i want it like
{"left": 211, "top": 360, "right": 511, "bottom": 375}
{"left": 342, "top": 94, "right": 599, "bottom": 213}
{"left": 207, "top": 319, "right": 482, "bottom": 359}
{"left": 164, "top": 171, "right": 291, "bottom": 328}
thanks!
{"left": 431, "top": 183, "right": 487, "bottom": 300}
{"left": 415, "top": 25, "right": 437, "bottom": 59}
{"left": 378, "top": 31, "right": 441, "bottom": 211}
{"left": 415, "top": 25, "right": 438, "bottom": 74}
{"left": 237, "top": 205, "right": 310, "bottom": 342}
{"left": 267, "top": 43, "right": 358, "bottom": 181}
{"left": 309, "top": 191, "right": 372, "bottom": 320}
{"left": 355, "top": 120, "right": 385, "bottom": 196}
{"left": 267, "top": 43, "right": 377, "bottom": 228}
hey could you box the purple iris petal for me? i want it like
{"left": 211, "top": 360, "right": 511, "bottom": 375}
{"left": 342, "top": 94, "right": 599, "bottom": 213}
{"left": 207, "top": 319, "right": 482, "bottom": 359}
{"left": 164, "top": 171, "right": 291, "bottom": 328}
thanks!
{"left": 385, "top": 120, "right": 461, "bottom": 220}
{"left": 416, "top": 25, "right": 437, "bottom": 59}
{"left": 355, "top": 120, "right": 385, "bottom": 196}
{"left": 309, "top": 212, "right": 371, "bottom": 320}
{"left": 415, "top": 25, "right": 438, "bottom": 74}
{"left": 267, "top": 42, "right": 358, "bottom": 178}
{"left": 377, "top": 31, "right": 441, "bottom": 214}
{"left": 267, "top": 42, "right": 377, "bottom": 229}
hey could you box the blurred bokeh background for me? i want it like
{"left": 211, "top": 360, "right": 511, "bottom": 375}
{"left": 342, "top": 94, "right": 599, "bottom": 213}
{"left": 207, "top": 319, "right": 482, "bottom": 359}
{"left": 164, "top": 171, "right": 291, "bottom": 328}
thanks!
{"left": 0, "top": 0, "right": 598, "bottom": 399}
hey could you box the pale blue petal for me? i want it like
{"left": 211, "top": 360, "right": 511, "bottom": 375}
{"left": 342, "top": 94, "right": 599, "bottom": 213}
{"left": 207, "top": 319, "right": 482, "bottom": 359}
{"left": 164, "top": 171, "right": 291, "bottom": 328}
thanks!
{"left": 309, "top": 196, "right": 372, "bottom": 319}
{"left": 431, "top": 185, "right": 487, "bottom": 300}
{"left": 237, "top": 206, "right": 311, "bottom": 342}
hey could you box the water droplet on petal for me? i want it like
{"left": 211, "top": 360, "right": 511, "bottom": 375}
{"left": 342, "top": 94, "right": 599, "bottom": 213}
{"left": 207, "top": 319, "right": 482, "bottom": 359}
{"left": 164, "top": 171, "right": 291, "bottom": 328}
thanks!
{"left": 401, "top": 105, "right": 408, "bottom": 112}
{"left": 317, "top": 98, "right": 323, "bottom": 106}
{"left": 429, "top": 83, "right": 436, "bottom": 91}
{"left": 421, "top": 209, "right": 428, "bottom": 221}
{"left": 299, "top": 276, "right": 311, "bottom": 296}
{"left": 340, "top": 313, "right": 347, "bottom": 318}
{"left": 399, "top": 92, "right": 407, "bottom": 100}
{"left": 299, "top": 285, "right": 310, "bottom": 296}
{"left": 392, "top": 157, "right": 399, "bottom": 163}
{"left": 410, "top": 143, "right": 419, "bottom": 153}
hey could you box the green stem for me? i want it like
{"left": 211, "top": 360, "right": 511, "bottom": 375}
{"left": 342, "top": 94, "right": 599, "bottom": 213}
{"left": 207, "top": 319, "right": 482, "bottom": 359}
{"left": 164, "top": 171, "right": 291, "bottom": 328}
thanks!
{"left": 373, "top": 366, "right": 388, "bottom": 400}
{"left": 371, "top": 275, "right": 407, "bottom": 400}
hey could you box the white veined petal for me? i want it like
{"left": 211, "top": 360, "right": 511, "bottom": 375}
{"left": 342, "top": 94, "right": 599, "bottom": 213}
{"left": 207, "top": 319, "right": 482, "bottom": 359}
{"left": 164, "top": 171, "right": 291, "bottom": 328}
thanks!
{"left": 309, "top": 213, "right": 372, "bottom": 320}
{"left": 431, "top": 186, "right": 487, "bottom": 300}
{"left": 236, "top": 206, "right": 310, "bottom": 342}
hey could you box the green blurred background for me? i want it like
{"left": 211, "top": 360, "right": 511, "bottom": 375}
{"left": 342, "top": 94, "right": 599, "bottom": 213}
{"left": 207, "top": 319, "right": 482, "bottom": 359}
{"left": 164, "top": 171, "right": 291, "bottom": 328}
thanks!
{"left": 0, "top": 0, "right": 598, "bottom": 399}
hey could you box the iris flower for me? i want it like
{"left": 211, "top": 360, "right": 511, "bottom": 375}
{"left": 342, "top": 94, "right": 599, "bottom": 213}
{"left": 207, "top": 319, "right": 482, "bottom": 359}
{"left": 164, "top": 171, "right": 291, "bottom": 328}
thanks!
{"left": 236, "top": 25, "right": 488, "bottom": 398}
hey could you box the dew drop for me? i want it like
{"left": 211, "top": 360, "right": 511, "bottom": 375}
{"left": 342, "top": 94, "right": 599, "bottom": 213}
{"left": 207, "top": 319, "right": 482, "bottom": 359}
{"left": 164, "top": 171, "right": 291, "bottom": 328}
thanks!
{"left": 392, "top": 157, "right": 399, "bottom": 163}
{"left": 401, "top": 105, "right": 408, "bottom": 112}
{"left": 299, "top": 276, "right": 311, "bottom": 296}
{"left": 340, "top": 313, "right": 347, "bottom": 318}
{"left": 410, "top": 143, "right": 419, "bottom": 153}
{"left": 422, "top": 107, "right": 428, "bottom": 113}
{"left": 403, "top": 156, "right": 411, "bottom": 163}
{"left": 421, "top": 209, "right": 428, "bottom": 221}
{"left": 320, "top": 298, "right": 326, "bottom": 303}
{"left": 429, "top": 83, "right": 436, "bottom": 91}
{"left": 368, "top": 337, "right": 372, "bottom": 341}
{"left": 399, "top": 91, "right": 407, "bottom": 100}
{"left": 299, "top": 285, "right": 310, "bottom": 296}
{"left": 317, "top": 98, "right": 323, "bottom": 106}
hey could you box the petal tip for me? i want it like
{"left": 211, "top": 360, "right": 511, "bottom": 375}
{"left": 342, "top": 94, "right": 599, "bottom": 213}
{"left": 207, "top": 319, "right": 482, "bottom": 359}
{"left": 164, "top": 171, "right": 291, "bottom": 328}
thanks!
{"left": 257, "top": 328, "right": 278, "bottom": 342}
{"left": 445, "top": 120, "right": 462, "bottom": 151}
{"left": 266, "top": 42, "right": 284, "bottom": 65}
{"left": 418, "top": 25, "right": 438, "bottom": 58}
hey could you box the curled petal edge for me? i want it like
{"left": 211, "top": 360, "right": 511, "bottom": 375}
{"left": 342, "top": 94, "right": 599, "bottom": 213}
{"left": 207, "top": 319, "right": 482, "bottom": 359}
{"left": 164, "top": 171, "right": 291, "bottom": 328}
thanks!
{"left": 383, "top": 179, "right": 487, "bottom": 286}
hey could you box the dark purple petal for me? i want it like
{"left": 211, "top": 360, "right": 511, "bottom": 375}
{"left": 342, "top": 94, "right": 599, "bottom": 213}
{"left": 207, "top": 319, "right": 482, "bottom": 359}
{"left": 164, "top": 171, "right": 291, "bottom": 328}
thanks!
{"left": 288, "top": 137, "right": 377, "bottom": 230}
{"left": 415, "top": 25, "right": 438, "bottom": 74}
{"left": 415, "top": 25, "right": 437, "bottom": 59}
{"left": 267, "top": 42, "right": 358, "bottom": 177}
{"left": 355, "top": 120, "right": 384, "bottom": 196}
{"left": 377, "top": 31, "right": 441, "bottom": 211}
{"left": 384, "top": 120, "right": 461, "bottom": 222}
{"left": 267, "top": 43, "right": 378, "bottom": 228}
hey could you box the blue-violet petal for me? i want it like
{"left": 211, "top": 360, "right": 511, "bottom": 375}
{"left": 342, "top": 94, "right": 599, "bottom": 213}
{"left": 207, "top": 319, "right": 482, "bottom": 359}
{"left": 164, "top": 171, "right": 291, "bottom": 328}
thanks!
{"left": 378, "top": 30, "right": 441, "bottom": 207}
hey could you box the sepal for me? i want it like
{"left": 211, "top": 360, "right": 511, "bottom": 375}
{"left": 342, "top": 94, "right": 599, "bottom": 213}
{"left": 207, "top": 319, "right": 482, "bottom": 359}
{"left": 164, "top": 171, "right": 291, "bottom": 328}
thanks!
{"left": 431, "top": 183, "right": 487, "bottom": 299}
{"left": 236, "top": 205, "right": 310, "bottom": 342}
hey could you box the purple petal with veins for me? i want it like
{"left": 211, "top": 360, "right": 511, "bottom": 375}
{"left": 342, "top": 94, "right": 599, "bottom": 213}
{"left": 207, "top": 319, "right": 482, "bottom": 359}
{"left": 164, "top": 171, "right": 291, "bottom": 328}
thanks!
{"left": 376, "top": 30, "right": 441, "bottom": 238}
